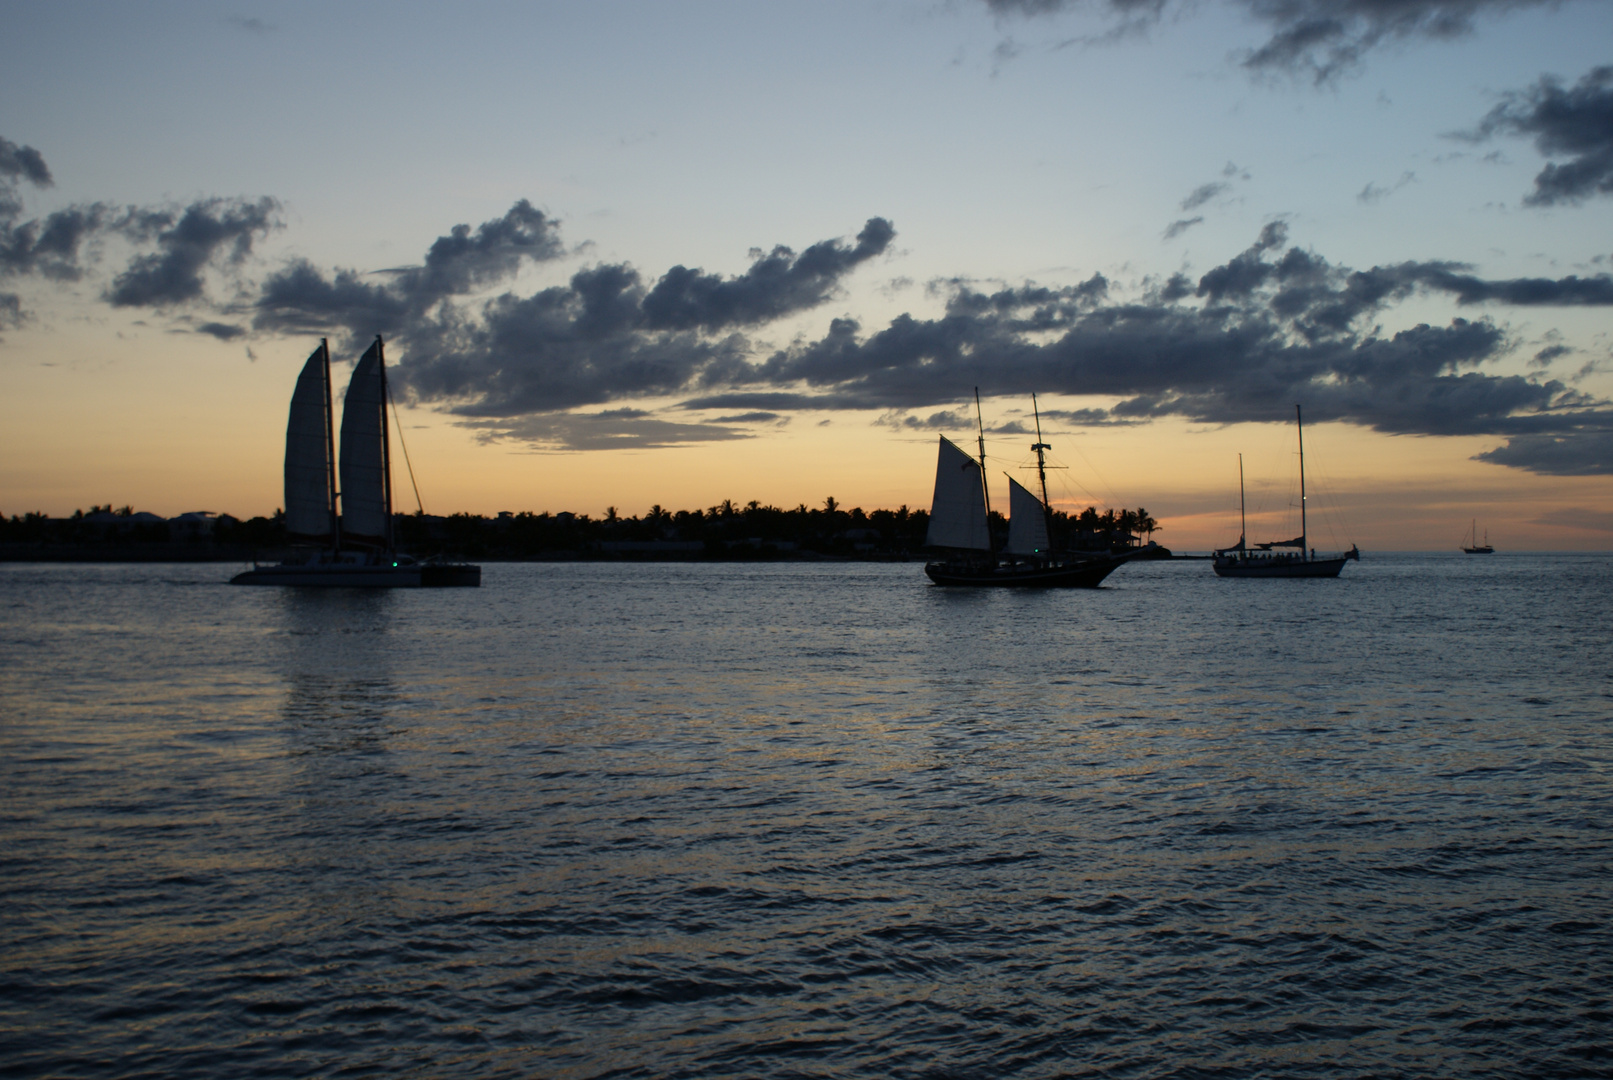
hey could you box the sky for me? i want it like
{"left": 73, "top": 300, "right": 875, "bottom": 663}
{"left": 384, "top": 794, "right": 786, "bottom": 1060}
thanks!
{"left": 2, "top": 0, "right": 1611, "bottom": 550}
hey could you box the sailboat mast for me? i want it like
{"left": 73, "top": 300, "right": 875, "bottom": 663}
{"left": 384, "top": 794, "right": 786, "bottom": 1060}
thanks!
{"left": 1031, "top": 393, "right": 1054, "bottom": 542}
{"left": 974, "top": 387, "right": 994, "bottom": 528}
{"left": 1296, "top": 403, "right": 1307, "bottom": 558}
{"left": 1238, "top": 452, "right": 1246, "bottom": 547}
{"left": 377, "top": 336, "right": 395, "bottom": 552}
{"left": 321, "top": 338, "right": 341, "bottom": 551}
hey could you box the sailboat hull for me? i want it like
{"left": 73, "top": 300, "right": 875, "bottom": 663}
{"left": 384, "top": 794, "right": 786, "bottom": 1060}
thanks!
{"left": 925, "top": 553, "right": 1133, "bottom": 587}
{"left": 1212, "top": 552, "right": 1354, "bottom": 578}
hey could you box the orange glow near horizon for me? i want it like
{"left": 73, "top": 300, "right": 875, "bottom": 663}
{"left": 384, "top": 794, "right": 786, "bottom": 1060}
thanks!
{"left": 2, "top": 330, "right": 1608, "bottom": 553}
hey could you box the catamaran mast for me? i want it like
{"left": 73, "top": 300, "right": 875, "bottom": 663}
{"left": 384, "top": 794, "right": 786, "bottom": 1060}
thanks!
{"left": 1297, "top": 403, "right": 1307, "bottom": 560}
{"left": 377, "top": 336, "right": 395, "bottom": 552}
{"left": 1031, "top": 393, "right": 1054, "bottom": 544}
{"left": 321, "top": 338, "right": 341, "bottom": 551}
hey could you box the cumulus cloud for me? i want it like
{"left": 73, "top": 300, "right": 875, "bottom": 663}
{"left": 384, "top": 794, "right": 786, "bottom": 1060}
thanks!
{"left": 376, "top": 218, "right": 890, "bottom": 416}
{"left": 106, "top": 197, "right": 280, "bottom": 307}
{"left": 0, "top": 136, "right": 103, "bottom": 285}
{"left": 1462, "top": 66, "right": 1613, "bottom": 205}
{"left": 981, "top": 0, "right": 1572, "bottom": 82}
{"left": 253, "top": 200, "right": 565, "bottom": 344}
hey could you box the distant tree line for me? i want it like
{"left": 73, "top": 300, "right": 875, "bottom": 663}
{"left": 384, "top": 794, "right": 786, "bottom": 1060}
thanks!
{"left": 1, "top": 498, "right": 1163, "bottom": 560}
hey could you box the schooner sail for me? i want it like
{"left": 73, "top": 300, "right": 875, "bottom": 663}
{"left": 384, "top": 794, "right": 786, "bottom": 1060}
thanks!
{"left": 1003, "top": 476, "right": 1050, "bottom": 557}
{"left": 924, "top": 435, "right": 991, "bottom": 552}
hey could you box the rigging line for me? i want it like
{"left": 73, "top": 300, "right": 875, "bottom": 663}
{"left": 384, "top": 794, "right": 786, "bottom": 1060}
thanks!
{"left": 387, "top": 380, "right": 425, "bottom": 515}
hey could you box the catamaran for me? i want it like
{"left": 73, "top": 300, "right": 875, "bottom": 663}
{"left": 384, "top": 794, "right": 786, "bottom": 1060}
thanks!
{"left": 231, "top": 337, "right": 479, "bottom": 587}
{"left": 1212, "top": 405, "right": 1358, "bottom": 579}
{"left": 923, "top": 392, "right": 1135, "bottom": 587}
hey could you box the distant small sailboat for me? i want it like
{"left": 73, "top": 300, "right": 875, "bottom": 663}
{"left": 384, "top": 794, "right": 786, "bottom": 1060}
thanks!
{"left": 923, "top": 392, "right": 1134, "bottom": 587}
{"left": 1461, "top": 519, "right": 1495, "bottom": 554}
{"left": 1212, "top": 405, "right": 1358, "bottom": 579}
{"left": 232, "top": 337, "right": 479, "bottom": 587}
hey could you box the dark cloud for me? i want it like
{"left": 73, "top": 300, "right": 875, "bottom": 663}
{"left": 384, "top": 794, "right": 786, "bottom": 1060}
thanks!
{"left": 711, "top": 411, "right": 783, "bottom": 423}
{"left": 1474, "top": 428, "right": 1613, "bottom": 474}
{"left": 1180, "top": 182, "right": 1228, "bottom": 211}
{"left": 1, "top": 204, "right": 109, "bottom": 281}
{"left": 0, "top": 138, "right": 104, "bottom": 284}
{"left": 196, "top": 321, "right": 246, "bottom": 341}
{"left": 0, "top": 292, "right": 21, "bottom": 329}
{"left": 641, "top": 217, "right": 893, "bottom": 331}
{"left": 0, "top": 137, "right": 51, "bottom": 190}
{"left": 254, "top": 200, "right": 567, "bottom": 344}
{"left": 1464, "top": 66, "right": 1613, "bottom": 205}
{"left": 373, "top": 218, "right": 894, "bottom": 417}
{"left": 106, "top": 197, "right": 280, "bottom": 307}
{"left": 1163, "top": 217, "right": 1204, "bottom": 240}
{"left": 698, "top": 224, "right": 1613, "bottom": 474}
{"left": 1533, "top": 343, "right": 1572, "bottom": 366}
{"left": 981, "top": 0, "right": 1569, "bottom": 82}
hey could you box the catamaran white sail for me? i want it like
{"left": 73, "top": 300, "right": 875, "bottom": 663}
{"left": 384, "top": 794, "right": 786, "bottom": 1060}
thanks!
{"left": 338, "top": 338, "right": 391, "bottom": 549}
{"left": 283, "top": 341, "right": 339, "bottom": 543}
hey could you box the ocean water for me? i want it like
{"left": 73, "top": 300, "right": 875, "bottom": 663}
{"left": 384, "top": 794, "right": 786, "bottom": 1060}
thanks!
{"left": 1, "top": 554, "right": 1609, "bottom": 1078}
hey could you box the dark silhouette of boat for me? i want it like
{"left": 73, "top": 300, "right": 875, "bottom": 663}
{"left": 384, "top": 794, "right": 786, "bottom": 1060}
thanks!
{"left": 923, "top": 393, "right": 1135, "bottom": 588}
{"left": 231, "top": 338, "right": 479, "bottom": 587}
{"left": 1461, "top": 519, "right": 1495, "bottom": 554}
{"left": 1212, "top": 405, "right": 1359, "bottom": 579}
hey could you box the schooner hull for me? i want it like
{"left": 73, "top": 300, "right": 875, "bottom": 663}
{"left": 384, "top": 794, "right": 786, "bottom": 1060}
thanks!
{"left": 925, "top": 553, "right": 1133, "bottom": 588}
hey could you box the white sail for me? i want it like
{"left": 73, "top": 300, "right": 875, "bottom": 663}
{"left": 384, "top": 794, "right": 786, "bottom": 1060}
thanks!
{"left": 925, "top": 435, "right": 990, "bottom": 551}
{"left": 1003, "top": 476, "right": 1050, "bottom": 556}
{"left": 339, "top": 338, "right": 390, "bottom": 545}
{"left": 283, "top": 345, "right": 333, "bottom": 540}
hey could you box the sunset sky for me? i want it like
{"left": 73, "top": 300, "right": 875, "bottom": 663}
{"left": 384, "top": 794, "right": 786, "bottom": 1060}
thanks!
{"left": 2, "top": 0, "right": 1611, "bottom": 550}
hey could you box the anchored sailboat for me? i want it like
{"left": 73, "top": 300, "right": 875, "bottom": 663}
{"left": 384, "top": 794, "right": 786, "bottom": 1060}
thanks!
{"left": 231, "top": 337, "right": 479, "bottom": 587}
{"left": 1461, "top": 519, "right": 1495, "bottom": 554}
{"left": 1212, "top": 405, "right": 1358, "bottom": 579}
{"left": 923, "top": 392, "right": 1135, "bottom": 587}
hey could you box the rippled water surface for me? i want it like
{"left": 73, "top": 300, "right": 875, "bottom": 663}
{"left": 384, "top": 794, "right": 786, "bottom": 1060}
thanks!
{"left": 2, "top": 555, "right": 1610, "bottom": 1078}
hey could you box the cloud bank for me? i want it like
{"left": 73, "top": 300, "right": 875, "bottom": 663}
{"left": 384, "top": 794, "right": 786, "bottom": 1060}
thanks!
{"left": 7, "top": 134, "right": 1611, "bottom": 474}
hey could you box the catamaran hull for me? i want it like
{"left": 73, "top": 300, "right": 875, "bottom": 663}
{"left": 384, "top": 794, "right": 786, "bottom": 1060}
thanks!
{"left": 1212, "top": 555, "right": 1352, "bottom": 578}
{"left": 230, "top": 563, "right": 479, "bottom": 587}
{"left": 925, "top": 554, "right": 1132, "bottom": 588}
